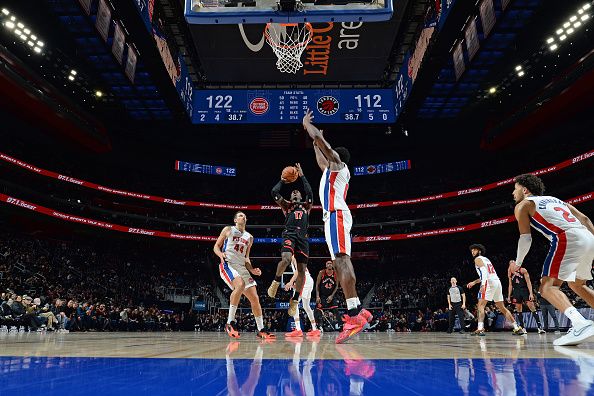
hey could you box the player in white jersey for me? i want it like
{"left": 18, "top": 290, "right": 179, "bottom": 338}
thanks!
{"left": 465, "top": 244, "right": 525, "bottom": 336}
{"left": 511, "top": 174, "right": 594, "bottom": 346}
{"left": 284, "top": 256, "right": 320, "bottom": 338}
{"left": 214, "top": 211, "right": 275, "bottom": 340}
{"left": 302, "top": 109, "right": 372, "bottom": 344}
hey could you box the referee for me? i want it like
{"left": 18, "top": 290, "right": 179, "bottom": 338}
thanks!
{"left": 447, "top": 277, "right": 466, "bottom": 334}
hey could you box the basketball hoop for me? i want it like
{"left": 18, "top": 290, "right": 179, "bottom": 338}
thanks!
{"left": 264, "top": 23, "right": 313, "bottom": 74}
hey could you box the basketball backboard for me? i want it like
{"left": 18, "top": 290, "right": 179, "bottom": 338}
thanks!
{"left": 184, "top": 0, "right": 394, "bottom": 24}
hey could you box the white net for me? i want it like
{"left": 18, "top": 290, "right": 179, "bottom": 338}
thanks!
{"left": 265, "top": 23, "right": 313, "bottom": 74}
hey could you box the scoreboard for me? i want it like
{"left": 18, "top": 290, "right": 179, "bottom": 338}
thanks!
{"left": 192, "top": 89, "right": 395, "bottom": 124}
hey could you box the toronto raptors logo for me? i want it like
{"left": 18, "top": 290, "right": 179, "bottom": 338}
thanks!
{"left": 317, "top": 96, "right": 339, "bottom": 116}
{"left": 249, "top": 97, "right": 269, "bottom": 115}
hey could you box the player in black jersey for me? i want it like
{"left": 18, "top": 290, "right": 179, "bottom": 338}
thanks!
{"left": 316, "top": 260, "right": 339, "bottom": 310}
{"left": 507, "top": 264, "right": 545, "bottom": 333}
{"left": 267, "top": 163, "right": 313, "bottom": 317}
{"left": 315, "top": 260, "right": 339, "bottom": 330}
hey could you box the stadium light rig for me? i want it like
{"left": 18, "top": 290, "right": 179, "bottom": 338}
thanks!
{"left": 1, "top": 8, "right": 44, "bottom": 54}
{"left": 547, "top": 3, "right": 592, "bottom": 52}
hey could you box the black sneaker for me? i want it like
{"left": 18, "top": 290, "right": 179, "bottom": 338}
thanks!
{"left": 225, "top": 321, "right": 240, "bottom": 338}
{"left": 256, "top": 328, "right": 276, "bottom": 340}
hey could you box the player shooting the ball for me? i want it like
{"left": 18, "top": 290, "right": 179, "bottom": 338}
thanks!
{"left": 267, "top": 163, "right": 314, "bottom": 318}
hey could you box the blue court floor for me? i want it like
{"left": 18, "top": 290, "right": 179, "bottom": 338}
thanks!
{"left": 1, "top": 332, "right": 593, "bottom": 395}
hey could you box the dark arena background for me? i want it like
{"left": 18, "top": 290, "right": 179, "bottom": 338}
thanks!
{"left": 1, "top": 0, "right": 594, "bottom": 395}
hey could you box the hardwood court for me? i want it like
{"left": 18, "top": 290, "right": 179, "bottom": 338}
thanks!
{"left": 1, "top": 331, "right": 593, "bottom": 395}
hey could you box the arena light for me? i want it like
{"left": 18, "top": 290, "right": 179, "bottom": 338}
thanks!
{"left": 95, "top": 90, "right": 103, "bottom": 97}
{"left": 16, "top": 22, "right": 23, "bottom": 29}
{"left": 582, "top": 14, "right": 590, "bottom": 21}
{"left": 1, "top": 8, "right": 9, "bottom": 16}
{"left": 559, "top": 34, "right": 567, "bottom": 41}
{"left": 518, "top": 70, "right": 525, "bottom": 77}
{"left": 583, "top": 3, "right": 591, "bottom": 10}
{"left": 23, "top": 28, "right": 30, "bottom": 35}
{"left": 19, "top": 34, "right": 26, "bottom": 41}
{"left": 556, "top": 28, "right": 564, "bottom": 34}
{"left": 37, "top": 41, "right": 44, "bottom": 47}
{"left": 567, "top": 27, "right": 575, "bottom": 34}
{"left": 14, "top": 28, "right": 21, "bottom": 35}
{"left": 68, "top": 75, "right": 75, "bottom": 81}
{"left": 4, "top": 21, "right": 14, "bottom": 29}
{"left": 563, "top": 22, "right": 571, "bottom": 28}
{"left": 570, "top": 15, "right": 578, "bottom": 22}
{"left": 546, "top": 37, "right": 555, "bottom": 44}
{"left": 488, "top": 87, "right": 497, "bottom": 94}
{"left": 574, "top": 21, "right": 582, "bottom": 28}
{"left": 33, "top": 46, "right": 41, "bottom": 53}
{"left": 70, "top": 70, "right": 77, "bottom": 76}
{"left": 549, "top": 44, "right": 558, "bottom": 51}
{"left": 27, "top": 40, "right": 34, "bottom": 47}
{"left": 515, "top": 65, "right": 523, "bottom": 71}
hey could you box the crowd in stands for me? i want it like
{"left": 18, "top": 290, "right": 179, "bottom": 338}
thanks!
{"left": 1, "top": 230, "right": 591, "bottom": 334}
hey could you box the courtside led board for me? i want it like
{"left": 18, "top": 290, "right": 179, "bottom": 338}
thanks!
{"left": 192, "top": 89, "right": 395, "bottom": 124}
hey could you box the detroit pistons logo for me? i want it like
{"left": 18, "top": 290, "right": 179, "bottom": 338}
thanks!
{"left": 317, "top": 96, "right": 339, "bottom": 116}
{"left": 249, "top": 97, "right": 269, "bottom": 115}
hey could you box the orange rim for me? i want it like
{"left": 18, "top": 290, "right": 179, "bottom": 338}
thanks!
{"left": 264, "top": 23, "right": 313, "bottom": 50}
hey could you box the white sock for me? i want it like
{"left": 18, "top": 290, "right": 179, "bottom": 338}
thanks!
{"left": 227, "top": 305, "right": 238, "bottom": 324}
{"left": 346, "top": 297, "right": 358, "bottom": 310}
{"left": 293, "top": 317, "right": 301, "bottom": 331}
{"left": 512, "top": 322, "right": 520, "bottom": 330}
{"left": 255, "top": 315, "right": 264, "bottom": 331}
{"left": 564, "top": 307, "right": 588, "bottom": 326}
{"left": 477, "top": 322, "right": 484, "bottom": 330}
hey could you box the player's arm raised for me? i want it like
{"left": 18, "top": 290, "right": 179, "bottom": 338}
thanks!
{"left": 213, "top": 226, "right": 231, "bottom": 261}
{"left": 296, "top": 163, "right": 314, "bottom": 211}
{"left": 567, "top": 203, "right": 594, "bottom": 235}
{"left": 245, "top": 237, "right": 261, "bottom": 276}
{"left": 303, "top": 110, "right": 341, "bottom": 166}
{"left": 511, "top": 200, "right": 533, "bottom": 271}
{"left": 271, "top": 178, "right": 290, "bottom": 212}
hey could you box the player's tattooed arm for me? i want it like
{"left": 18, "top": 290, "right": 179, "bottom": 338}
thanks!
{"left": 271, "top": 179, "right": 290, "bottom": 211}
{"left": 567, "top": 203, "right": 594, "bottom": 235}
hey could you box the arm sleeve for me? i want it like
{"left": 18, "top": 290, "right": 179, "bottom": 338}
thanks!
{"left": 515, "top": 234, "right": 533, "bottom": 267}
{"left": 271, "top": 180, "right": 283, "bottom": 201}
{"left": 301, "top": 175, "right": 313, "bottom": 204}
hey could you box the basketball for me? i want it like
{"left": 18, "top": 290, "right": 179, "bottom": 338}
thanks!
{"left": 281, "top": 166, "right": 299, "bottom": 182}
